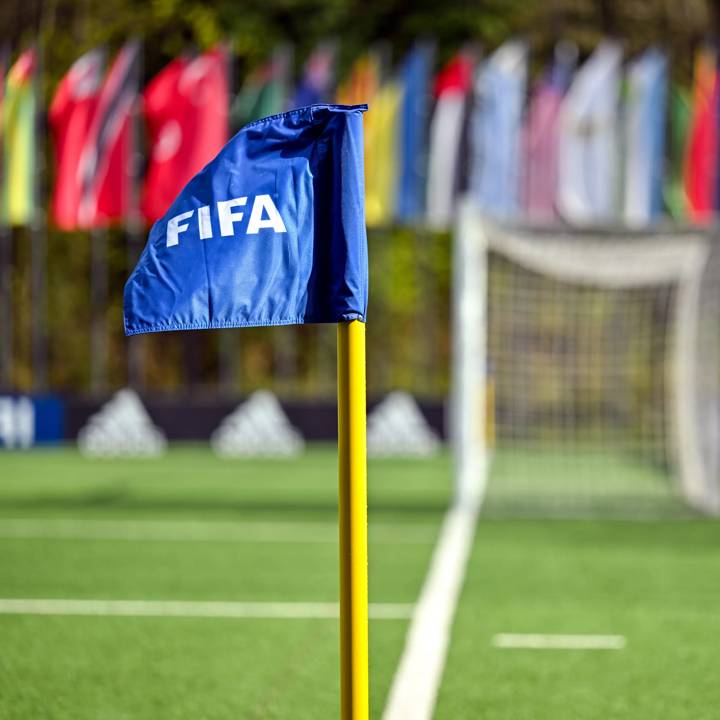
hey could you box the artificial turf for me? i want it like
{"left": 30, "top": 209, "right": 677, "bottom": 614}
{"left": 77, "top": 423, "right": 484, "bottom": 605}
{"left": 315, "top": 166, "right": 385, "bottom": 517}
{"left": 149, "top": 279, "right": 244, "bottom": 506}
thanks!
{"left": 1, "top": 447, "right": 718, "bottom": 719}
{"left": 0, "top": 447, "right": 449, "bottom": 719}
{"left": 436, "top": 518, "right": 720, "bottom": 720}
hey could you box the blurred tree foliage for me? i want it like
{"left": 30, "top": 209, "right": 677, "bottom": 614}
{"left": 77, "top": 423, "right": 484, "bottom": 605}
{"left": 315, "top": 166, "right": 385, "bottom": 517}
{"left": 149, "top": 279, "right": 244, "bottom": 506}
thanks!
{"left": 0, "top": 0, "right": 718, "bottom": 397}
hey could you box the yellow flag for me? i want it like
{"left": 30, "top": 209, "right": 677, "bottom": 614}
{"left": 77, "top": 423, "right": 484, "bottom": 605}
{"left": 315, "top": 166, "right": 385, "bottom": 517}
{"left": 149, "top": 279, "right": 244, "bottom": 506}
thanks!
{"left": 336, "top": 54, "right": 380, "bottom": 107}
{"left": 337, "top": 54, "right": 403, "bottom": 226}
{"left": 364, "top": 81, "right": 402, "bottom": 227}
{"left": 2, "top": 49, "right": 36, "bottom": 226}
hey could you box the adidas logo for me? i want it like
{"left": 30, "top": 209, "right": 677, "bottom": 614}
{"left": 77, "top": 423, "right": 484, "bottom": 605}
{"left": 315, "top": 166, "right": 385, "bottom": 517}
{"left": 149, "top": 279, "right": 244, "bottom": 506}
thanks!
{"left": 367, "top": 391, "right": 441, "bottom": 457}
{"left": 78, "top": 389, "right": 167, "bottom": 457}
{"left": 211, "top": 390, "right": 305, "bottom": 457}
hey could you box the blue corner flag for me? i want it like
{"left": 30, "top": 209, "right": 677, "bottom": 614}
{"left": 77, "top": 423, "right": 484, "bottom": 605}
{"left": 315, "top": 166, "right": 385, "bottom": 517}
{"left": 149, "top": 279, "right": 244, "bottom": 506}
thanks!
{"left": 124, "top": 104, "right": 368, "bottom": 335}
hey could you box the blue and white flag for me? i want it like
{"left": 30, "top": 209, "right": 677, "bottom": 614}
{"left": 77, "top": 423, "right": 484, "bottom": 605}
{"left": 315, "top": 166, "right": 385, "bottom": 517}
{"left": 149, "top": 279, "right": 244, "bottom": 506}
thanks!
{"left": 469, "top": 40, "right": 527, "bottom": 218}
{"left": 557, "top": 42, "right": 623, "bottom": 224}
{"left": 396, "top": 42, "right": 434, "bottom": 223}
{"left": 623, "top": 48, "right": 667, "bottom": 226}
{"left": 124, "top": 104, "right": 368, "bottom": 335}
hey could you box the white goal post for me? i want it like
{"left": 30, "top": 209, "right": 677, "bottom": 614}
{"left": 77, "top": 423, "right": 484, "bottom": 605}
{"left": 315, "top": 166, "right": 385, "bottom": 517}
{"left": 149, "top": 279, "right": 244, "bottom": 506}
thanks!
{"left": 452, "top": 199, "right": 720, "bottom": 515}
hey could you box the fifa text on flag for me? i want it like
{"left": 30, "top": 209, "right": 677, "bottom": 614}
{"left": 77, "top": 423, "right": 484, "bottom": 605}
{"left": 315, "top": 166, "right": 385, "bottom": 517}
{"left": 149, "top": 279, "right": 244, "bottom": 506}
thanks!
{"left": 166, "top": 194, "right": 287, "bottom": 247}
{"left": 124, "top": 104, "right": 368, "bottom": 334}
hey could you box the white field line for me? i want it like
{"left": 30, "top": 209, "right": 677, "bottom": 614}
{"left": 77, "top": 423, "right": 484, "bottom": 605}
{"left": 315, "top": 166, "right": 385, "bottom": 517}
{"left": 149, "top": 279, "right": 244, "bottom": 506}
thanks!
{"left": 0, "top": 518, "right": 436, "bottom": 545}
{"left": 0, "top": 598, "right": 414, "bottom": 621}
{"left": 382, "top": 504, "right": 479, "bottom": 720}
{"left": 493, "top": 634, "right": 626, "bottom": 650}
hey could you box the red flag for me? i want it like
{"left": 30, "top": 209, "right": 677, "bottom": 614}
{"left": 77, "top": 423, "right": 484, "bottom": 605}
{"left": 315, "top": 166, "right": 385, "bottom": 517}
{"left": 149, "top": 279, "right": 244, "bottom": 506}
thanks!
{"left": 684, "top": 45, "right": 718, "bottom": 223}
{"left": 142, "top": 46, "right": 229, "bottom": 222}
{"left": 433, "top": 52, "right": 473, "bottom": 97}
{"left": 77, "top": 40, "right": 140, "bottom": 228}
{"left": 49, "top": 49, "right": 104, "bottom": 229}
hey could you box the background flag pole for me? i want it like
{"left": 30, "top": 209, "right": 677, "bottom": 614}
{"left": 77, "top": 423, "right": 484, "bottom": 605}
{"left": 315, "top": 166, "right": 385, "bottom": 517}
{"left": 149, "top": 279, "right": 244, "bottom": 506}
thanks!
{"left": 89, "top": 226, "right": 108, "bottom": 393}
{"left": 31, "top": 39, "right": 48, "bottom": 391}
{"left": 126, "top": 39, "right": 145, "bottom": 390}
{"left": 0, "top": 44, "right": 11, "bottom": 390}
{"left": 337, "top": 318, "right": 369, "bottom": 720}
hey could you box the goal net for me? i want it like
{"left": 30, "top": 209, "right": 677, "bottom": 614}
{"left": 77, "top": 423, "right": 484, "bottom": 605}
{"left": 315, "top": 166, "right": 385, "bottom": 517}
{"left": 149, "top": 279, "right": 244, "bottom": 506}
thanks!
{"left": 452, "top": 201, "right": 720, "bottom": 516}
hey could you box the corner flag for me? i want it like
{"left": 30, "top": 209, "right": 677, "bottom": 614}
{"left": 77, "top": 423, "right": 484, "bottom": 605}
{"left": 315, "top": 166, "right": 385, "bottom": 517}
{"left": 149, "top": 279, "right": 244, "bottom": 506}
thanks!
{"left": 123, "top": 103, "right": 370, "bottom": 720}
{"left": 124, "top": 104, "right": 367, "bottom": 333}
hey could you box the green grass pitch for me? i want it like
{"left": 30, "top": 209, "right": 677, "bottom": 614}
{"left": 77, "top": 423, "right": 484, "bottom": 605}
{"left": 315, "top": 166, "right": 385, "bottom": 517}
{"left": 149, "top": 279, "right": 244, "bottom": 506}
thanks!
{"left": 0, "top": 447, "right": 719, "bottom": 719}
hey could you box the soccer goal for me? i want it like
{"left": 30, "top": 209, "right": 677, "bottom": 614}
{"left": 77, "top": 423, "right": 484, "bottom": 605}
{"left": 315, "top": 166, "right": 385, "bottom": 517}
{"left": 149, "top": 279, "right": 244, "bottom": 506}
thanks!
{"left": 452, "top": 200, "right": 720, "bottom": 515}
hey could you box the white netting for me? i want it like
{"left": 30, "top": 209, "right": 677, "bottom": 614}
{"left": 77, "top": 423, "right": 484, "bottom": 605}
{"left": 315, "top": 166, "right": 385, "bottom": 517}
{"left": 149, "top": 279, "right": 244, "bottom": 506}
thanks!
{"left": 453, "top": 203, "right": 720, "bottom": 515}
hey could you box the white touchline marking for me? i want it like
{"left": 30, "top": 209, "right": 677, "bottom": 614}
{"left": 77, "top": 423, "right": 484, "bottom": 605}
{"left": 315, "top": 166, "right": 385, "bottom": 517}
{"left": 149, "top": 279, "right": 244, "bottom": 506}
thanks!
{"left": 492, "top": 634, "right": 626, "bottom": 650}
{"left": 0, "top": 598, "right": 414, "bottom": 621}
{"left": 382, "top": 504, "right": 479, "bottom": 720}
{"left": 0, "top": 518, "right": 436, "bottom": 545}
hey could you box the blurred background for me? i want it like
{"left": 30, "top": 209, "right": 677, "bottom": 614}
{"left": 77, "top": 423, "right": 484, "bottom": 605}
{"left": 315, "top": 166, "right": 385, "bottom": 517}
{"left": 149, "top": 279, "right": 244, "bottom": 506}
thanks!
{"left": 0, "top": 0, "right": 717, "bottom": 408}
{"left": 2, "top": 1, "right": 720, "bottom": 719}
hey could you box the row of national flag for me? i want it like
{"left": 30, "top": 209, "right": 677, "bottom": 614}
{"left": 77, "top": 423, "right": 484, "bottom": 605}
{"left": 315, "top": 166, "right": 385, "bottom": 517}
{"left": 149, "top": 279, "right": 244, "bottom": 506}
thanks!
{"left": 51, "top": 41, "right": 228, "bottom": 230}
{"left": 1, "top": 39, "right": 720, "bottom": 230}
{"left": 0, "top": 41, "right": 228, "bottom": 230}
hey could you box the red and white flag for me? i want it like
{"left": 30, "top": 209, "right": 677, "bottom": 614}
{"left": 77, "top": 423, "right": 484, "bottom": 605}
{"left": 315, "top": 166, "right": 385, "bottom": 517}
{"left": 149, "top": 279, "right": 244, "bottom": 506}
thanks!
{"left": 142, "top": 46, "right": 229, "bottom": 222}
{"left": 425, "top": 49, "right": 475, "bottom": 230}
{"left": 49, "top": 48, "right": 104, "bottom": 229}
{"left": 77, "top": 40, "right": 141, "bottom": 228}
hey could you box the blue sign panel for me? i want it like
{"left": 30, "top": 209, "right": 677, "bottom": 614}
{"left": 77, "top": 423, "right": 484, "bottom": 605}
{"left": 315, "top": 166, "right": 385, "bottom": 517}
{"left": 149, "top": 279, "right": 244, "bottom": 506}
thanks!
{"left": 0, "top": 395, "right": 65, "bottom": 448}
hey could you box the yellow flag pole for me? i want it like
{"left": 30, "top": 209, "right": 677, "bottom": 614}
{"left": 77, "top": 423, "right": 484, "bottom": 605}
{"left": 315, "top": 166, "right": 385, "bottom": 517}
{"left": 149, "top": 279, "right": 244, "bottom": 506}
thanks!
{"left": 337, "top": 319, "right": 369, "bottom": 720}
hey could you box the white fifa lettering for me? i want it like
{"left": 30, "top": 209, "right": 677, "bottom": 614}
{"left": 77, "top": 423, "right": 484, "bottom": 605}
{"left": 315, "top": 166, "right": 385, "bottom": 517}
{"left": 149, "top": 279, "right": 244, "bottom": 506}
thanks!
{"left": 165, "top": 195, "right": 288, "bottom": 248}
{"left": 166, "top": 210, "right": 194, "bottom": 247}
{"left": 217, "top": 196, "right": 247, "bottom": 237}
{"left": 198, "top": 205, "right": 212, "bottom": 239}
{"left": 246, "top": 194, "right": 288, "bottom": 235}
